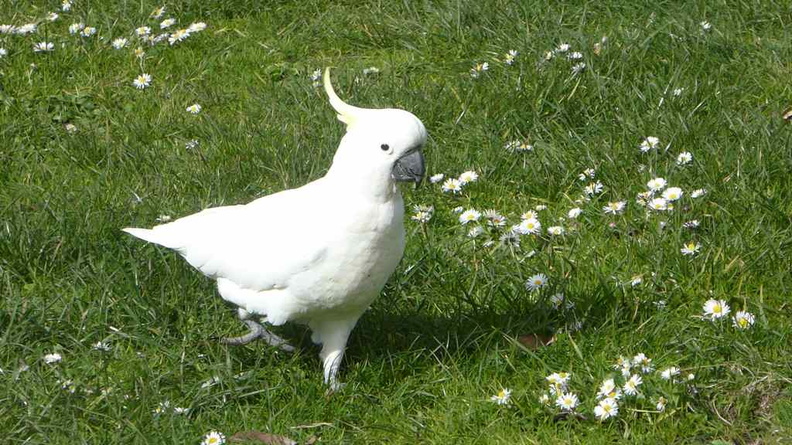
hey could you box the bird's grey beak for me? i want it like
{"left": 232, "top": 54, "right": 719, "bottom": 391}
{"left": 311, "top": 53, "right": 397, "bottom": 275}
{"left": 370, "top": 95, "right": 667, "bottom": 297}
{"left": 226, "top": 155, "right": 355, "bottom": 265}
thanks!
{"left": 392, "top": 149, "right": 425, "bottom": 184}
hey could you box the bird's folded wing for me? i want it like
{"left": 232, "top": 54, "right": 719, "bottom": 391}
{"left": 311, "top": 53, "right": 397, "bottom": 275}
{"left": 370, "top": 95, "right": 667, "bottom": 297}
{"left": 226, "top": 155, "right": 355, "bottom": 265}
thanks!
{"left": 131, "top": 187, "right": 329, "bottom": 291}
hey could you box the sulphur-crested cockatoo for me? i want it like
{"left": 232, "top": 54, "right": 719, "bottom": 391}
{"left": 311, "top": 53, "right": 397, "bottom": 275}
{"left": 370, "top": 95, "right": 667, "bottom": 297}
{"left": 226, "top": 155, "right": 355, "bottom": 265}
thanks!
{"left": 123, "top": 68, "right": 426, "bottom": 388}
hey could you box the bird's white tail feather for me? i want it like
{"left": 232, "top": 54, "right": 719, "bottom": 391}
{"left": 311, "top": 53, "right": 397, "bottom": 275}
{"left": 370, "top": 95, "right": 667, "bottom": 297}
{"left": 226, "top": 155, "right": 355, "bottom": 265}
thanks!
{"left": 122, "top": 227, "right": 181, "bottom": 249}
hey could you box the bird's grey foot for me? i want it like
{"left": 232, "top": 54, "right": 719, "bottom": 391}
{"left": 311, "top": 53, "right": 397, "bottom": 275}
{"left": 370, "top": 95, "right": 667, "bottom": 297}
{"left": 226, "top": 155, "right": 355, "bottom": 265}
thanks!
{"left": 220, "top": 319, "right": 264, "bottom": 345}
{"left": 221, "top": 319, "right": 295, "bottom": 352}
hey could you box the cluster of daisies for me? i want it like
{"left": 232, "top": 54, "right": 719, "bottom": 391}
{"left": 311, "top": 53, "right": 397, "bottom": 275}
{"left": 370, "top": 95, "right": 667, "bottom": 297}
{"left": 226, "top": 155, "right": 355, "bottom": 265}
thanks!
{"left": 492, "top": 352, "right": 696, "bottom": 422}
{"left": 703, "top": 299, "right": 755, "bottom": 330}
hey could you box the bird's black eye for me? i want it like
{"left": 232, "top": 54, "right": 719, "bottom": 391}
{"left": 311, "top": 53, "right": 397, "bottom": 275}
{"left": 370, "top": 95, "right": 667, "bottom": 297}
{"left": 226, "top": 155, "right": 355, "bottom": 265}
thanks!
{"left": 380, "top": 144, "right": 390, "bottom": 151}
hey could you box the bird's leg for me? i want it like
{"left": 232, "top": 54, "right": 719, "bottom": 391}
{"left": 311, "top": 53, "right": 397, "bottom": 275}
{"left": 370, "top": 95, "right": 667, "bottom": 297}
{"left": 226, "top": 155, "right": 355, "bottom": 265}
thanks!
{"left": 313, "top": 319, "right": 358, "bottom": 391}
{"left": 220, "top": 319, "right": 263, "bottom": 345}
{"left": 221, "top": 309, "right": 295, "bottom": 352}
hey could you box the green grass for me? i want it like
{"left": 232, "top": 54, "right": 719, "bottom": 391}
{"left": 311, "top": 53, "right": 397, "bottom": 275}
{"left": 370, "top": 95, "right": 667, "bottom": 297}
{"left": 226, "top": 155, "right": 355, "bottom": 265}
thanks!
{"left": 1, "top": 0, "right": 791, "bottom": 443}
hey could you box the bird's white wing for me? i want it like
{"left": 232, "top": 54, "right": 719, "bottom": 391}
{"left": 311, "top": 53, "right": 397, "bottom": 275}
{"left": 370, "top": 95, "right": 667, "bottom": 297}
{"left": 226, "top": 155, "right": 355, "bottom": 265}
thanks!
{"left": 124, "top": 181, "right": 330, "bottom": 291}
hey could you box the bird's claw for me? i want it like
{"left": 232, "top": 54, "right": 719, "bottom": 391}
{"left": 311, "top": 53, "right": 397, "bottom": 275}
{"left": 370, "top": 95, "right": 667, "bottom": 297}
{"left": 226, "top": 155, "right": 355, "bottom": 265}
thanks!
{"left": 220, "top": 319, "right": 295, "bottom": 352}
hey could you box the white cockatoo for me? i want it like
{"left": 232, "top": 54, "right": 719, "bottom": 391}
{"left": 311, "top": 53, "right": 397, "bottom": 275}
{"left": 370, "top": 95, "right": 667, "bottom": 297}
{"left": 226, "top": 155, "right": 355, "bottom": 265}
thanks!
{"left": 123, "top": 69, "right": 426, "bottom": 389}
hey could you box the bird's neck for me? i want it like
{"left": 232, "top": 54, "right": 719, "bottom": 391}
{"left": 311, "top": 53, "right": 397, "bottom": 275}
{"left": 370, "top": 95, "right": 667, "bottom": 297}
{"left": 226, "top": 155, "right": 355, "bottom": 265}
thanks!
{"left": 324, "top": 164, "right": 399, "bottom": 204}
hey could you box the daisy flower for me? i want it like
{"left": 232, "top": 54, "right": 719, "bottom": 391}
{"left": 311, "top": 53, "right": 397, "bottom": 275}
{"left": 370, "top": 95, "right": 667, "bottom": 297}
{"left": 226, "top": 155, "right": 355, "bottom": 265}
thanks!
{"left": 458, "top": 209, "right": 481, "bottom": 224}
{"left": 673, "top": 88, "right": 684, "bottom": 96}
{"left": 135, "top": 26, "right": 151, "bottom": 37}
{"left": 597, "top": 379, "right": 622, "bottom": 400}
{"left": 547, "top": 226, "right": 565, "bottom": 236}
{"left": 62, "top": 0, "right": 72, "bottom": 11}
{"left": 470, "top": 62, "right": 489, "bottom": 78}
{"left": 583, "top": 181, "right": 603, "bottom": 196}
{"left": 483, "top": 210, "right": 507, "bottom": 228}
{"left": 504, "top": 49, "right": 518, "bottom": 65}
{"left": 630, "top": 275, "right": 643, "bottom": 287}
{"left": 111, "top": 38, "right": 128, "bottom": 49}
{"left": 201, "top": 431, "right": 226, "bottom": 445}
{"left": 490, "top": 388, "right": 512, "bottom": 405}
{"left": 458, "top": 170, "right": 478, "bottom": 185}
{"left": 47, "top": 12, "right": 60, "bottom": 22}
{"left": 186, "top": 103, "right": 202, "bottom": 114}
{"left": 646, "top": 177, "right": 667, "bottom": 192}
{"left": 505, "top": 140, "right": 533, "bottom": 152}
{"left": 568, "top": 51, "right": 583, "bottom": 60}
{"left": 188, "top": 22, "right": 207, "bottom": 33}
{"left": 160, "top": 18, "right": 176, "bottom": 29}
{"left": 633, "top": 353, "right": 654, "bottom": 373}
{"left": 534, "top": 204, "right": 547, "bottom": 211}
{"left": 441, "top": 178, "right": 462, "bottom": 194}
{"left": 546, "top": 372, "right": 571, "bottom": 387}
{"left": 703, "top": 299, "right": 730, "bottom": 320}
{"left": 0, "top": 48, "right": 6, "bottom": 58}
{"left": 525, "top": 273, "right": 548, "bottom": 291}
{"left": 594, "top": 398, "right": 619, "bottom": 420}
{"left": 515, "top": 218, "right": 541, "bottom": 235}
{"left": 0, "top": 25, "right": 14, "bottom": 34}
{"left": 92, "top": 341, "right": 111, "bottom": 352}
{"left": 639, "top": 136, "right": 660, "bottom": 152}
{"left": 134, "top": 47, "right": 145, "bottom": 58}
{"left": 133, "top": 73, "right": 152, "bottom": 89}
{"left": 662, "top": 187, "right": 683, "bottom": 201}
{"left": 603, "top": 201, "right": 626, "bottom": 215}
{"left": 452, "top": 206, "right": 464, "bottom": 214}
{"left": 571, "top": 62, "right": 586, "bottom": 75}
{"left": 33, "top": 42, "right": 55, "bottom": 53}
{"left": 648, "top": 197, "right": 668, "bottom": 211}
{"left": 411, "top": 205, "right": 434, "bottom": 223}
{"left": 567, "top": 208, "right": 582, "bottom": 219}
{"left": 549, "top": 293, "right": 565, "bottom": 309}
{"left": 428, "top": 173, "right": 444, "bottom": 183}
{"left": 732, "top": 311, "right": 755, "bottom": 329}
{"left": 68, "top": 23, "right": 83, "bottom": 35}
{"left": 362, "top": 66, "right": 380, "bottom": 75}
{"left": 168, "top": 29, "right": 190, "bottom": 45}
{"left": 660, "top": 367, "right": 680, "bottom": 380}
{"left": 700, "top": 21, "right": 712, "bottom": 31}
{"left": 556, "top": 43, "right": 570, "bottom": 53}
{"left": 691, "top": 188, "right": 707, "bottom": 198}
{"left": 151, "top": 6, "right": 166, "bottom": 19}
{"left": 555, "top": 393, "right": 579, "bottom": 411}
{"left": 173, "top": 407, "right": 189, "bottom": 414}
{"left": 16, "top": 24, "right": 37, "bottom": 35}
{"left": 623, "top": 374, "right": 642, "bottom": 396}
{"left": 683, "top": 220, "right": 700, "bottom": 229}
{"left": 81, "top": 26, "right": 97, "bottom": 37}
{"left": 467, "top": 226, "right": 484, "bottom": 238}
{"left": 680, "top": 241, "right": 700, "bottom": 255}
{"left": 676, "top": 152, "right": 693, "bottom": 165}
{"left": 520, "top": 210, "right": 538, "bottom": 220}
{"left": 43, "top": 352, "right": 62, "bottom": 364}
{"left": 185, "top": 139, "right": 200, "bottom": 150}
{"left": 578, "top": 168, "right": 596, "bottom": 180}
{"left": 656, "top": 397, "right": 667, "bottom": 412}
{"left": 538, "top": 394, "right": 551, "bottom": 405}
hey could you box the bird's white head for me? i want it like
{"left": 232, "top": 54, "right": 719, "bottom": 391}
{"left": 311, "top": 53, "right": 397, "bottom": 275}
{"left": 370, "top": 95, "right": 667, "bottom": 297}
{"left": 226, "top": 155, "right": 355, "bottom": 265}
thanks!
{"left": 323, "top": 68, "right": 427, "bottom": 194}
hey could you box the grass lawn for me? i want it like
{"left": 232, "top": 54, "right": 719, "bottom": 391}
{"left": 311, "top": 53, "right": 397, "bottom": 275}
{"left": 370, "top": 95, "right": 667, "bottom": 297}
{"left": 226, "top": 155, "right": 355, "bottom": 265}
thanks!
{"left": 1, "top": 0, "right": 791, "bottom": 443}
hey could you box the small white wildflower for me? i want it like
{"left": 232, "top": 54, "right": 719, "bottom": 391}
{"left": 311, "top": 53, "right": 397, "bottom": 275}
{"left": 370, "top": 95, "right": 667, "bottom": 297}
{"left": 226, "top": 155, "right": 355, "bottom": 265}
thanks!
{"left": 583, "top": 181, "right": 603, "bottom": 196}
{"left": 428, "top": 173, "right": 444, "bottom": 183}
{"left": 33, "top": 42, "right": 55, "bottom": 53}
{"left": 411, "top": 205, "right": 434, "bottom": 223}
{"left": 186, "top": 104, "right": 202, "bottom": 114}
{"left": 648, "top": 197, "right": 668, "bottom": 211}
{"left": 673, "top": 88, "right": 684, "bottom": 96}
{"left": 676, "top": 152, "right": 693, "bottom": 165}
{"left": 201, "top": 430, "right": 226, "bottom": 445}
{"left": 441, "top": 178, "right": 463, "bottom": 194}
{"left": 16, "top": 24, "right": 37, "bottom": 35}
{"left": 467, "top": 226, "right": 484, "bottom": 238}
{"left": 571, "top": 62, "right": 586, "bottom": 75}
{"left": 173, "top": 407, "right": 190, "bottom": 414}
{"left": 458, "top": 170, "right": 479, "bottom": 185}
{"left": 160, "top": 18, "right": 176, "bottom": 29}
{"left": 556, "top": 43, "right": 570, "bottom": 53}
{"left": 470, "top": 62, "right": 489, "bottom": 78}
{"left": 43, "top": 353, "right": 63, "bottom": 364}
{"left": 187, "top": 22, "right": 207, "bottom": 33}
{"left": 547, "top": 226, "right": 565, "bottom": 236}
{"left": 185, "top": 139, "right": 200, "bottom": 150}
{"left": 504, "top": 49, "right": 518, "bottom": 65}
{"left": 594, "top": 398, "right": 619, "bottom": 420}
{"left": 623, "top": 374, "right": 642, "bottom": 396}
{"left": 525, "top": 273, "right": 548, "bottom": 291}
{"left": 452, "top": 206, "right": 464, "bottom": 214}
{"left": 700, "top": 21, "right": 712, "bottom": 31}
{"left": 0, "top": 48, "right": 6, "bottom": 58}
{"left": 630, "top": 275, "right": 643, "bottom": 287}
{"left": 61, "top": 0, "right": 72, "bottom": 12}
{"left": 556, "top": 393, "right": 579, "bottom": 411}
{"left": 691, "top": 188, "right": 707, "bottom": 198}
{"left": 132, "top": 73, "right": 152, "bottom": 89}
{"left": 603, "top": 201, "right": 626, "bottom": 215}
{"left": 683, "top": 220, "right": 700, "bottom": 229}
{"left": 633, "top": 353, "right": 654, "bottom": 373}
{"left": 156, "top": 215, "right": 172, "bottom": 222}
{"left": 151, "top": 6, "right": 166, "bottom": 19}
{"left": 703, "top": 299, "right": 731, "bottom": 320}
{"left": 92, "top": 341, "right": 111, "bottom": 352}
{"left": 647, "top": 177, "right": 667, "bottom": 191}
{"left": 515, "top": 218, "right": 541, "bottom": 235}
{"left": 362, "top": 66, "right": 380, "bottom": 75}
{"left": 111, "top": 38, "right": 128, "bottom": 49}
{"left": 490, "top": 388, "right": 512, "bottom": 405}
{"left": 568, "top": 51, "right": 583, "bottom": 60}
{"left": 597, "top": 379, "right": 622, "bottom": 400}
{"left": 135, "top": 26, "right": 151, "bottom": 37}
{"left": 639, "top": 136, "right": 660, "bottom": 152}
{"left": 458, "top": 209, "right": 481, "bottom": 225}
{"left": 538, "top": 394, "right": 551, "bottom": 405}
{"left": 680, "top": 241, "right": 700, "bottom": 256}
{"left": 732, "top": 311, "right": 755, "bottom": 330}
{"left": 567, "top": 208, "right": 582, "bottom": 219}
{"left": 47, "top": 12, "right": 60, "bottom": 22}
{"left": 168, "top": 29, "right": 190, "bottom": 45}
{"left": 660, "top": 367, "right": 680, "bottom": 380}
{"left": 656, "top": 397, "right": 667, "bottom": 412}
{"left": 662, "top": 187, "right": 683, "bottom": 201}
{"left": 578, "top": 168, "right": 596, "bottom": 180}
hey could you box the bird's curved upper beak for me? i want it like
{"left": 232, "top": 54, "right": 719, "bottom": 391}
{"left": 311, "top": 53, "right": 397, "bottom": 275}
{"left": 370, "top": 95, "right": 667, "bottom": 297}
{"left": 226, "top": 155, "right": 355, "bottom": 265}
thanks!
{"left": 392, "top": 148, "right": 425, "bottom": 184}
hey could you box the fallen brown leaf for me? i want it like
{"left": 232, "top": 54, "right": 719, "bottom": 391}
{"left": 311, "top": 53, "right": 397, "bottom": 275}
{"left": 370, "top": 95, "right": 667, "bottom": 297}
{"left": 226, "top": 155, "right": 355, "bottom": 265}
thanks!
{"left": 517, "top": 333, "right": 556, "bottom": 350}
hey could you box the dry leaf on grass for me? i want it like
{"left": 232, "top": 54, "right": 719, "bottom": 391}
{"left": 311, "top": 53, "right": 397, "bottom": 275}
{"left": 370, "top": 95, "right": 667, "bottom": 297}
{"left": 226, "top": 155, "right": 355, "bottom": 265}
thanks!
{"left": 229, "top": 431, "right": 297, "bottom": 445}
{"left": 517, "top": 333, "right": 556, "bottom": 350}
